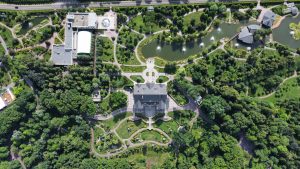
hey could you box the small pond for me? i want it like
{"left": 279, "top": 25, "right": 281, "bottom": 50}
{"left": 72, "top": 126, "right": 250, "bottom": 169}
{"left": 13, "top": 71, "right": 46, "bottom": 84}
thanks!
{"left": 273, "top": 15, "right": 300, "bottom": 49}
{"left": 141, "top": 22, "right": 247, "bottom": 61}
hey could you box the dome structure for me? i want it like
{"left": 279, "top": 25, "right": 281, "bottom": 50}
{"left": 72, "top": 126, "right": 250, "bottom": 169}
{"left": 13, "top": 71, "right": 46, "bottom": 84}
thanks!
{"left": 101, "top": 18, "right": 111, "bottom": 28}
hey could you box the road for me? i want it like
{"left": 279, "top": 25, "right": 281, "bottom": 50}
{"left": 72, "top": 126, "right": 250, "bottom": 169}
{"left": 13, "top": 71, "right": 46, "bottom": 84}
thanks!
{"left": 0, "top": 0, "right": 257, "bottom": 11}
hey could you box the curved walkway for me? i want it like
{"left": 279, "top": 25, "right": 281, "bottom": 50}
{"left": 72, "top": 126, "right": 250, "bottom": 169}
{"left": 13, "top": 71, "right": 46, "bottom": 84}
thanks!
{"left": 0, "top": 36, "right": 9, "bottom": 55}
{"left": 258, "top": 70, "right": 298, "bottom": 99}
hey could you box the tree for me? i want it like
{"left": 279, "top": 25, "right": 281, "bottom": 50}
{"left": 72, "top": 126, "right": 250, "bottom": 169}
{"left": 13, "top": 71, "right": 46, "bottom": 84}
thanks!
{"left": 109, "top": 92, "right": 127, "bottom": 111}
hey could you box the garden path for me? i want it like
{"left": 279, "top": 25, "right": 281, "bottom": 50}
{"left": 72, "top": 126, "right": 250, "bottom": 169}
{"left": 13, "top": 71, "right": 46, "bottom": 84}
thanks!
{"left": 258, "top": 70, "right": 298, "bottom": 99}
{"left": 0, "top": 36, "right": 9, "bottom": 55}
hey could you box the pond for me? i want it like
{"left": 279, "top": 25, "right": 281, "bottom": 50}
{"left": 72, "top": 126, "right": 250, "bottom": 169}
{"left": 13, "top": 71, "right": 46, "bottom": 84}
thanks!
{"left": 273, "top": 15, "right": 300, "bottom": 49}
{"left": 141, "top": 23, "right": 244, "bottom": 61}
{"left": 17, "top": 17, "right": 48, "bottom": 35}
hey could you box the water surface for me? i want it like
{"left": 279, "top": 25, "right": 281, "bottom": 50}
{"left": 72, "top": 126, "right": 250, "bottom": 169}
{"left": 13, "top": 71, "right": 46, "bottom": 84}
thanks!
{"left": 273, "top": 15, "right": 300, "bottom": 49}
{"left": 142, "top": 23, "right": 243, "bottom": 61}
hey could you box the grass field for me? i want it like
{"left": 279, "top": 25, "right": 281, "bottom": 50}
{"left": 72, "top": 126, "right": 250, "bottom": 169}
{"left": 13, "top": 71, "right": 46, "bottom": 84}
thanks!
{"left": 132, "top": 130, "right": 167, "bottom": 143}
{"left": 116, "top": 119, "right": 147, "bottom": 139}
{"left": 154, "top": 111, "right": 196, "bottom": 137}
{"left": 128, "top": 14, "right": 168, "bottom": 34}
{"left": 121, "top": 65, "right": 147, "bottom": 73}
{"left": 124, "top": 150, "right": 173, "bottom": 169}
{"left": 101, "top": 112, "right": 132, "bottom": 131}
{"left": 156, "top": 76, "right": 169, "bottom": 83}
{"left": 130, "top": 75, "right": 145, "bottom": 83}
{"left": 262, "top": 76, "right": 300, "bottom": 103}
{"left": 183, "top": 12, "right": 202, "bottom": 28}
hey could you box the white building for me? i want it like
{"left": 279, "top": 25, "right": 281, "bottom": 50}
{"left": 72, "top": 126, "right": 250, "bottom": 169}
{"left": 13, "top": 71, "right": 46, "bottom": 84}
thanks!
{"left": 77, "top": 31, "right": 92, "bottom": 54}
{"left": 51, "top": 11, "right": 117, "bottom": 65}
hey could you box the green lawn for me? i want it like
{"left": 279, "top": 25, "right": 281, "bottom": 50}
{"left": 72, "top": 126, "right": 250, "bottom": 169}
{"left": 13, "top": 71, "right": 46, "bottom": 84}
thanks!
{"left": 100, "top": 112, "right": 132, "bottom": 131}
{"left": 94, "top": 127, "right": 122, "bottom": 154}
{"left": 156, "top": 76, "right": 169, "bottom": 83}
{"left": 121, "top": 65, "right": 146, "bottom": 73}
{"left": 124, "top": 150, "right": 174, "bottom": 169}
{"left": 262, "top": 77, "right": 300, "bottom": 103}
{"left": 130, "top": 75, "right": 145, "bottom": 83}
{"left": 154, "top": 110, "right": 196, "bottom": 137}
{"left": 116, "top": 119, "right": 147, "bottom": 139}
{"left": 154, "top": 57, "right": 167, "bottom": 67}
{"left": 183, "top": 12, "right": 202, "bottom": 29}
{"left": 128, "top": 14, "right": 168, "bottom": 34}
{"left": 132, "top": 130, "right": 167, "bottom": 143}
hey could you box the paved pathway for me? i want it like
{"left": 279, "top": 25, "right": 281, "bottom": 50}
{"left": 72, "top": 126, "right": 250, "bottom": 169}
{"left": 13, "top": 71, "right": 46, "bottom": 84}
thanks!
{"left": 0, "top": 0, "right": 214, "bottom": 11}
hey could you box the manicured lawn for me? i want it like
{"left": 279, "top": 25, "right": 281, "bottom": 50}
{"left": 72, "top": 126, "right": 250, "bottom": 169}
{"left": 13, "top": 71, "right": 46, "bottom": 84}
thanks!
{"left": 132, "top": 130, "right": 167, "bottom": 143}
{"left": 96, "top": 36, "right": 114, "bottom": 62}
{"left": 155, "top": 66, "right": 165, "bottom": 73}
{"left": 101, "top": 112, "right": 132, "bottom": 131}
{"left": 130, "top": 75, "right": 145, "bottom": 83}
{"left": 116, "top": 119, "right": 147, "bottom": 139}
{"left": 128, "top": 14, "right": 168, "bottom": 34}
{"left": 262, "top": 77, "right": 300, "bottom": 103}
{"left": 183, "top": 12, "right": 202, "bottom": 28}
{"left": 154, "top": 120, "right": 179, "bottom": 137}
{"left": 121, "top": 65, "right": 146, "bottom": 73}
{"left": 156, "top": 76, "right": 169, "bottom": 83}
{"left": 154, "top": 57, "right": 166, "bottom": 67}
{"left": 124, "top": 150, "right": 174, "bottom": 169}
{"left": 154, "top": 110, "right": 196, "bottom": 137}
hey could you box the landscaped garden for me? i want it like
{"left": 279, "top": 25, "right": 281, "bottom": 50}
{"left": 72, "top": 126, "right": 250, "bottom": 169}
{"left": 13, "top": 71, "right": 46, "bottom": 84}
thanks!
{"left": 131, "top": 130, "right": 168, "bottom": 143}
{"left": 130, "top": 75, "right": 145, "bottom": 83}
{"left": 94, "top": 127, "right": 123, "bottom": 154}
{"left": 100, "top": 112, "right": 132, "bottom": 131}
{"left": 96, "top": 36, "right": 114, "bottom": 62}
{"left": 117, "top": 27, "right": 144, "bottom": 65}
{"left": 116, "top": 119, "right": 147, "bottom": 139}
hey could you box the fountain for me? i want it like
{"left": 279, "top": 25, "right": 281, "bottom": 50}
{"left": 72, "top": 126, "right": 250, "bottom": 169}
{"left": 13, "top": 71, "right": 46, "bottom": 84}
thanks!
{"left": 210, "top": 36, "right": 215, "bottom": 41}
{"left": 290, "top": 31, "right": 295, "bottom": 35}
{"left": 156, "top": 45, "right": 161, "bottom": 51}
{"left": 28, "top": 22, "right": 33, "bottom": 28}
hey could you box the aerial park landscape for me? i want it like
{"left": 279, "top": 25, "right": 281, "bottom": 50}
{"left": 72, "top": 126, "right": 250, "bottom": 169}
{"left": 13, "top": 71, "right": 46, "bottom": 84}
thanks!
{"left": 0, "top": 0, "right": 300, "bottom": 169}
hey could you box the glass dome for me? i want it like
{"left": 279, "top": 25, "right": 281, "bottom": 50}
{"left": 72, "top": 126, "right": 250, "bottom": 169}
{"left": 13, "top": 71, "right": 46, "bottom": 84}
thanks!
{"left": 102, "top": 18, "right": 110, "bottom": 28}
